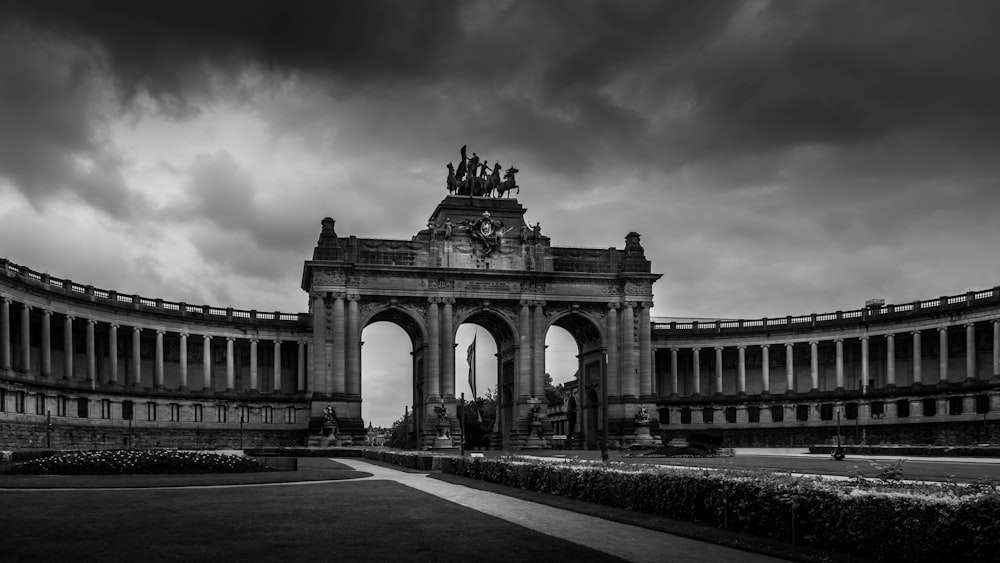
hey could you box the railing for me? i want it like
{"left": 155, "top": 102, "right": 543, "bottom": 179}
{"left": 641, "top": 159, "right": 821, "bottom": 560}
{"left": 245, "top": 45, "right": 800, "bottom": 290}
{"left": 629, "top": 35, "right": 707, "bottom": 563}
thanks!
{"left": 650, "top": 287, "right": 999, "bottom": 333}
{"left": 0, "top": 257, "right": 306, "bottom": 324}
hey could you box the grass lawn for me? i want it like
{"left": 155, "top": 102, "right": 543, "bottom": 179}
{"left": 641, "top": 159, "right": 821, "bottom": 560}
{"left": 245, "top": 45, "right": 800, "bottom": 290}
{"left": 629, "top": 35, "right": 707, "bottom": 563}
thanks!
{"left": 0, "top": 477, "right": 623, "bottom": 562}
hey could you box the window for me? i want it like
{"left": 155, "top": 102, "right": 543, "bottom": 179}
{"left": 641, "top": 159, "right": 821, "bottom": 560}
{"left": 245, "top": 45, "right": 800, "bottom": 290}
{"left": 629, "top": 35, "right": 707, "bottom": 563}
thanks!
{"left": 748, "top": 406, "right": 760, "bottom": 423}
{"left": 820, "top": 403, "right": 834, "bottom": 421}
{"left": 15, "top": 391, "right": 25, "bottom": 413}
{"left": 169, "top": 403, "right": 181, "bottom": 422}
{"left": 922, "top": 398, "right": 937, "bottom": 417}
{"left": 57, "top": 396, "right": 68, "bottom": 417}
{"left": 35, "top": 394, "right": 46, "bottom": 415}
{"left": 237, "top": 406, "right": 250, "bottom": 423}
{"left": 77, "top": 397, "right": 88, "bottom": 418}
{"left": 261, "top": 406, "right": 273, "bottom": 424}
{"left": 796, "top": 404, "right": 809, "bottom": 422}
{"left": 0, "top": 388, "right": 5, "bottom": 412}
{"left": 870, "top": 401, "right": 885, "bottom": 418}
{"left": 680, "top": 407, "right": 692, "bottom": 424}
{"left": 724, "top": 407, "right": 737, "bottom": 423}
{"left": 193, "top": 404, "right": 204, "bottom": 423}
{"left": 146, "top": 402, "right": 157, "bottom": 421}
{"left": 948, "top": 396, "right": 963, "bottom": 415}
{"left": 284, "top": 406, "right": 295, "bottom": 424}
{"left": 101, "top": 399, "right": 111, "bottom": 420}
{"left": 896, "top": 399, "right": 910, "bottom": 418}
{"left": 845, "top": 403, "right": 858, "bottom": 420}
{"left": 702, "top": 407, "right": 714, "bottom": 424}
{"left": 121, "top": 400, "right": 134, "bottom": 420}
{"left": 771, "top": 405, "right": 784, "bottom": 422}
{"left": 975, "top": 394, "right": 990, "bottom": 414}
{"left": 216, "top": 404, "right": 227, "bottom": 423}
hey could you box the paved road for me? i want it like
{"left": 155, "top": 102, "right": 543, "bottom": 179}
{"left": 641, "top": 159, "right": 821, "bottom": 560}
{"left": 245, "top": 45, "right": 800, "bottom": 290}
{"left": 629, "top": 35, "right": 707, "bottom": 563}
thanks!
{"left": 339, "top": 458, "right": 789, "bottom": 563}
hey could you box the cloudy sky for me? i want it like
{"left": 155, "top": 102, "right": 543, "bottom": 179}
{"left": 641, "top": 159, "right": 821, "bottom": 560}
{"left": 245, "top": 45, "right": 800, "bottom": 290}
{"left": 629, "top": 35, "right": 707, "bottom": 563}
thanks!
{"left": 2, "top": 1, "right": 999, "bottom": 425}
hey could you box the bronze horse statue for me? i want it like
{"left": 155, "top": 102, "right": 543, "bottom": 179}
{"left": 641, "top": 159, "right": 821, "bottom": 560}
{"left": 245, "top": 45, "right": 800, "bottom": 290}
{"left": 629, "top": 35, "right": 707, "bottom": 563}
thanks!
{"left": 495, "top": 166, "right": 519, "bottom": 198}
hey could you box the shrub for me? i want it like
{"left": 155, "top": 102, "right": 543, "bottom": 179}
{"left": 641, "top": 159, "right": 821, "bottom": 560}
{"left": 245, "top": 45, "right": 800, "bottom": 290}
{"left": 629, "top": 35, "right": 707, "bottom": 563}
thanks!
{"left": 4, "top": 449, "right": 272, "bottom": 475}
{"left": 440, "top": 456, "right": 1000, "bottom": 562}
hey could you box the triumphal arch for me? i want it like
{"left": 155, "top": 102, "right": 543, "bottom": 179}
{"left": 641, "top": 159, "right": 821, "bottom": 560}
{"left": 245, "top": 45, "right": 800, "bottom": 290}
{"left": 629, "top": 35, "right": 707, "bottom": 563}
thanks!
{"left": 301, "top": 148, "right": 661, "bottom": 448}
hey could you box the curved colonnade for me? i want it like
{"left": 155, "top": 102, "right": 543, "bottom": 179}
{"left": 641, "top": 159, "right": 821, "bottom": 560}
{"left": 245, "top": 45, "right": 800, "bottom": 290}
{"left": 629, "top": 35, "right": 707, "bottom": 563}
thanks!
{"left": 652, "top": 290, "right": 1000, "bottom": 446}
{"left": 0, "top": 258, "right": 312, "bottom": 450}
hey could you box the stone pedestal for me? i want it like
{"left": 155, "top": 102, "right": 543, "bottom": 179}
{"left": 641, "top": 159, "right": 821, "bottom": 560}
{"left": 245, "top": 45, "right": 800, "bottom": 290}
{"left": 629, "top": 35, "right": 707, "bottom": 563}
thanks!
{"left": 432, "top": 422, "right": 453, "bottom": 449}
{"left": 522, "top": 420, "right": 547, "bottom": 449}
{"left": 633, "top": 422, "right": 655, "bottom": 446}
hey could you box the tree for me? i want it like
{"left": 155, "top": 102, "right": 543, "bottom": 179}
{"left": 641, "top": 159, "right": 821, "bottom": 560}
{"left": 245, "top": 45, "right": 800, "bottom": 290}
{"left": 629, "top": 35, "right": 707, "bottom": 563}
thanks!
{"left": 386, "top": 412, "right": 416, "bottom": 449}
{"left": 544, "top": 373, "right": 564, "bottom": 407}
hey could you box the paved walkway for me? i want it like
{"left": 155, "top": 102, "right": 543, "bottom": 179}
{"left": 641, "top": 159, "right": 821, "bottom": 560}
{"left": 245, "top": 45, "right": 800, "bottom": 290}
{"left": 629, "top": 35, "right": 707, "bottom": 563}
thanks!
{"left": 337, "top": 459, "right": 787, "bottom": 563}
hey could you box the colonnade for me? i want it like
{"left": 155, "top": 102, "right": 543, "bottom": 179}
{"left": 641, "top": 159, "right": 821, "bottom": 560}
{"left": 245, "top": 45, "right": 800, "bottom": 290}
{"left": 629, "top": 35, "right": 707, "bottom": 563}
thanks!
{"left": 0, "top": 295, "right": 308, "bottom": 394}
{"left": 662, "top": 320, "right": 1000, "bottom": 397}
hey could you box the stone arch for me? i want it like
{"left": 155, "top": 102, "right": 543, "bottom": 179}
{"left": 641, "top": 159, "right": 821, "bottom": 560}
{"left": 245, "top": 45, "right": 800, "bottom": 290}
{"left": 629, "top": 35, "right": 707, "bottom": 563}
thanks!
{"left": 362, "top": 303, "right": 428, "bottom": 349}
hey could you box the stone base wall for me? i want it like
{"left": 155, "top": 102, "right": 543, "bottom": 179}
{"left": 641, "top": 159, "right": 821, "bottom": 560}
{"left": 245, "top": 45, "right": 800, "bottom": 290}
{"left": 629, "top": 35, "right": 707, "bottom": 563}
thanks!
{"left": 661, "top": 419, "right": 1000, "bottom": 448}
{"left": 0, "top": 420, "right": 306, "bottom": 450}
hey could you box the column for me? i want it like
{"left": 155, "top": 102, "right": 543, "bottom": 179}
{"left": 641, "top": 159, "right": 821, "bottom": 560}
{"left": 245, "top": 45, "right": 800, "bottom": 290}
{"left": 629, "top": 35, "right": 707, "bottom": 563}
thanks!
{"left": 19, "top": 304, "right": 30, "bottom": 372}
{"left": 532, "top": 302, "right": 546, "bottom": 398}
{"left": 669, "top": 347, "right": 678, "bottom": 396}
{"left": 605, "top": 303, "right": 619, "bottom": 398}
{"left": 332, "top": 294, "right": 346, "bottom": 395}
{"left": 249, "top": 338, "right": 259, "bottom": 392}
{"left": 691, "top": 347, "right": 701, "bottom": 396}
{"left": 225, "top": 337, "right": 235, "bottom": 392}
{"left": 761, "top": 344, "right": 770, "bottom": 394}
{"left": 178, "top": 333, "right": 188, "bottom": 390}
{"left": 41, "top": 309, "right": 51, "bottom": 377}
{"left": 966, "top": 323, "right": 976, "bottom": 382}
{"left": 311, "top": 292, "right": 324, "bottom": 395}
{"left": 441, "top": 299, "right": 455, "bottom": 399}
{"left": 809, "top": 341, "right": 819, "bottom": 391}
{"left": 203, "top": 335, "right": 213, "bottom": 391}
{"left": 994, "top": 321, "right": 1000, "bottom": 380}
{"left": 346, "top": 296, "right": 360, "bottom": 397}
{"left": 0, "top": 297, "right": 9, "bottom": 370}
{"left": 938, "top": 326, "right": 948, "bottom": 383}
{"left": 86, "top": 319, "right": 96, "bottom": 383}
{"left": 621, "top": 303, "right": 635, "bottom": 398}
{"left": 737, "top": 345, "right": 746, "bottom": 395}
{"left": 713, "top": 347, "right": 723, "bottom": 395}
{"left": 297, "top": 339, "right": 306, "bottom": 391}
{"left": 835, "top": 338, "right": 844, "bottom": 390}
{"left": 911, "top": 330, "right": 922, "bottom": 385}
{"left": 108, "top": 323, "right": 118, "bottom": 385}
{"left": 64, "top": 315, "right": 74, "bottom": 379}
{"left": 886, "top": 333, "right": 896, "bottom": 387}
{"left": 860, "top": 336, "right": 870, "bottom": 392}
{"left": 427, "top": 299, "right": 441, "bottom": 400}
{"left": 518, "top": 302, "right": 531, "bottom": 399}
{"left": 639, "top": 303, "right": 652, "bottom": 397}
{"left": 273, "top": 340, "right": 282, "bottom": 393}
{"left": 131, "top": 326, "right": 141, "bottom": 386}
{"left": 785, "top": 343, "right": 794, "bottom": 394}
{"left": 154, "top": 330, "right": 165, "bottom": 388}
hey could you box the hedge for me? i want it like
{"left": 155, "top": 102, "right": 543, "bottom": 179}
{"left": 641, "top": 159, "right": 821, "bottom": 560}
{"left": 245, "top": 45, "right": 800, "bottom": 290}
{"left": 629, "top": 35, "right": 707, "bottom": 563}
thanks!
{"left": 440, "top": 456, "right": 1000, "bottom": 562}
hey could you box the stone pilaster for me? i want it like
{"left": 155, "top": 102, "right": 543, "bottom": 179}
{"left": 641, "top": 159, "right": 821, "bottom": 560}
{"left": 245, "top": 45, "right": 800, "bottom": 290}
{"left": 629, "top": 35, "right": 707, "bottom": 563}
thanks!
{"left": 835, "top": 338, "right": 844, "bottom": 390}
{"left": 518, "top": 301, "right": 531, "bottom": 399}
{"left": 639, "top": 302, "right": 652, "bottom": 397}
{"left": 691, "top": 347, "right": 701, "bottom": 396}
{"left": 19, "top": 304, "right": 30, "bottom": 372}
{"left": 441, "top": 298, "right": 455, "bottom": 399}
{"left": 108, "top": 323, "right": 118, "bottom": 385}
{"left": 131, "top": 326, "right": 141, "bottom": 387}
{"left": 809, "top": 341, "right": 819, "bottom": 391}
{"left": 178, "top": 333, "right": 188, "bottom": 390}
{"left": 249, "top": 338, "right": 259, "bottom": 392}
{"left": 346, "top": 295, "right": 360, "bottom": 397}
{"left": 669, "top": 347, "right": 678, "bottom": 397}
{"left": 785, "top": 343, "right": 794, "bottom": 394}
{"left": 203, "top": 334, "right": 213, "bottom": 391}
{"left": 273, "top": 340, "right": 282, "bottom": 393}
{"left": 939, "top": 326, "right": 949, "bottom": 383}
{"left": 912, "top": 330, "right": 922, "bottom": 385}
{"left": 761, "top": 344, "right": 770, "bottom": 394}
{"left": 860, "top": 336, "right": 869, "bottom": 392}
{"left": 966, "top": 323, "right": 976, "bottom": 382}
{"left": 532, "top": 301, "right": 546, "bottom": 398}
{"left": 297, "top": 339, "right": 306, "bottom": 391}
{"left": 714, "top": 346, "right": 724, "bottom": 396}
{"left": 0, "top": 297, "right": 9, "bottom": 370}
{"left": 886, "top": 333, "right": 895, "bottom": 387}
{"left": 86, "top": 320, "right": 96, "bottom": 384}
{"left": 737, "top": 345, "right": 746, "bottom": 395}
{"left": 225, "top": 337, "right": 235, "bottom": 392}
{"left": 332, "top": 294, "right": 346, "bottom": 395}
{"left": 63, "top": 315, "right": 75, "bottom": 380}
{"left": 155, "top": 330, "right": 165, "bottom": 389}
{"left": 621, "top": 302, "right": 636, "bottom": 398}
{"left": 605, "top": 303, "right": 619, "bottom": 398}
{"left": 41, "top": 309, "right": 51, "bottom": 377}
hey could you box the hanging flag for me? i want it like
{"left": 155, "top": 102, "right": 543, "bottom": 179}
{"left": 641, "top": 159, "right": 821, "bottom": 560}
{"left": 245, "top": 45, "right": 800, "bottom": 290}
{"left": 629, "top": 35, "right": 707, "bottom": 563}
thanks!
{"left": 467, "top": 334, "right": 477, "bottom": 399}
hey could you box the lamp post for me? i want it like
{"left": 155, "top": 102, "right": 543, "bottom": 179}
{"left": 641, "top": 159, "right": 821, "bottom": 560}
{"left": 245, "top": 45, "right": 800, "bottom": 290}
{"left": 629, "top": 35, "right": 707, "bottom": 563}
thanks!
{"left": 601, "top": 349, "right": 609, "bottom": 463}
{"left": 834, "top": 404, "right": 845, "bottom": 461}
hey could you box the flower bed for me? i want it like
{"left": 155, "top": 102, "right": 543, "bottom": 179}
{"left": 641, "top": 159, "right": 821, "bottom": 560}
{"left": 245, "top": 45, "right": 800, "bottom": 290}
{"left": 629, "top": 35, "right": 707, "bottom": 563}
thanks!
{"left": 441, "top": 456, "right": 1000, "bottom": 562}
{"left": 4, "top": 449, "right": 273, "bottom": 475}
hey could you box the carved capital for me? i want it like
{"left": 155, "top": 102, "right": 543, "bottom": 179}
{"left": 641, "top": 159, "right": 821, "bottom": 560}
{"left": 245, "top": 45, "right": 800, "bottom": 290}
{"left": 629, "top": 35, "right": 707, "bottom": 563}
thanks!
{"left": 203, "top": 334, "right": 213, "bottom": 341}
{"left": 737, "top": 345, "right": 746, "bottom": 351}
{"left": 760, "top": 344, "right": 770, "bottom": 349}
{"left": 606, "top": 302, "right": 621, "bottom": 310}
{"left": 110, "top": 323, "right": 119, "bottom": 329}
{"left": 179, "top": 332, "right": 189, "bottom": 339}
{"left": 42, "top": 309, "right": 53, "bottom": 317}
{"left": 226, "top": 336, "right": 236, "bottom": 342}
{"left": 938, "top": 326, "right": 948, "bottom": 333}
{"left": 156, "top": 329, "right": 165, "bottom": 335}
{"left": 441, "top": 297, "right": 456, "bottom": 305}
{"left": 622, "top": 301, "right": 637, "bottom": 309}
{"left": 785, "top": 342, "right": 795, "bottom": 348}
{"left": 131, "top": 325, "right": 140, "bottom": 333}
{"left": 87, "top": 319, "right": 97, "bottom": 326}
